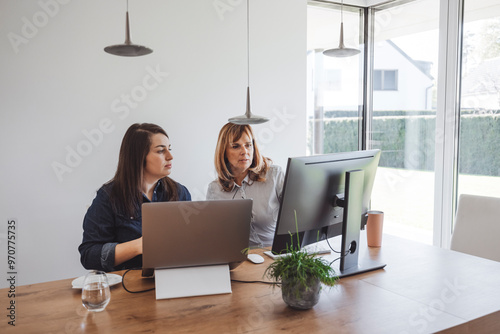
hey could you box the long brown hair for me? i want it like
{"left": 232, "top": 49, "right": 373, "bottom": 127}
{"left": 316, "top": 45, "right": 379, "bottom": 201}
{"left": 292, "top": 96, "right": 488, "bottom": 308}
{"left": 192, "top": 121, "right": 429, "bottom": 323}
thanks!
{"left": 214, "top": 123, "right": 271, "bottom": 192}
{"left": 108, "top": 123, "right": 179, "bottom": 217}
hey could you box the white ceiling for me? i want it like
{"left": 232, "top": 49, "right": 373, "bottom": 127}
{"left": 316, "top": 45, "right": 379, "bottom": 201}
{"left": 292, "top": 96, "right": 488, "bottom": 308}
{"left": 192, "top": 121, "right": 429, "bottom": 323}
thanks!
{"left": 321, "top": 0, "right": 397, "bottom": 7}
{"left": 310, "top": 0, "right": 500, "bottom": 44}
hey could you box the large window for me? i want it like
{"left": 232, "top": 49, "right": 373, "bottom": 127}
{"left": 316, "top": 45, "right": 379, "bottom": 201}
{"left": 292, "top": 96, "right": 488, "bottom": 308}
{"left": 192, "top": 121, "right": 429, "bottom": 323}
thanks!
{"left": 307, "top": 3, "right": 364, "bottom": 156}
{"left": 369, "top": 0, "right": 439, "bottom": 244}
{"left": 307, "top": 0, "right": 439, "bottom": 244}
{"left": 457, "top": 2, "right": 500, "bottom": 200}
{"left": 307, "top": 0, "right": 500, "bottom": 247}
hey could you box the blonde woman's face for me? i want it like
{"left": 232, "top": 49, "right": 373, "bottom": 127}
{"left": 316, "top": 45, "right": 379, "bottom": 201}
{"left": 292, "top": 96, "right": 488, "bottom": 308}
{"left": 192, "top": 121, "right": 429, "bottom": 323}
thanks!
{"left": 226, "top": 132, "right": 254, "bottom": 175}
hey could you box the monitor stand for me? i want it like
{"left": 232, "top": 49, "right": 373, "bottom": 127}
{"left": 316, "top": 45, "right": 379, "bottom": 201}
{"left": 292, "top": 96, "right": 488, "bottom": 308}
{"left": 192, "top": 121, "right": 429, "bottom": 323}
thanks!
{"left": 335, "top": 257, "right": 387, "bottom": 278}
{"left": 337, "top": 170, "right": 386, "bottom": 278}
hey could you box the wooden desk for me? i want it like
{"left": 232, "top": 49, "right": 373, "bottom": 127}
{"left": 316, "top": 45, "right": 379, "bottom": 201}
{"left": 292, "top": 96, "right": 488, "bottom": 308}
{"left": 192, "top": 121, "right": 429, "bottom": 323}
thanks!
{"left": 2, "top": 234, "right": 500, "bottom": 333}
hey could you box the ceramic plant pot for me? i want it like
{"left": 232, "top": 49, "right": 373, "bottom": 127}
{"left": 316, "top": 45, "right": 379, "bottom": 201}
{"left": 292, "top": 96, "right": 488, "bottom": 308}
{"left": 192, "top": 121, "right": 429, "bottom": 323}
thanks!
{"left": 281, "top": 276, "right": 321, "bottom": 310}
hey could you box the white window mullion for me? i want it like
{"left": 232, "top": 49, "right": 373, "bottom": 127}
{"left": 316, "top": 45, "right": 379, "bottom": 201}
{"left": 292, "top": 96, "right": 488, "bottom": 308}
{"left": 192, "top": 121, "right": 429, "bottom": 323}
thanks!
{"left": 365, "top": 7, "right": 374, "bottom": 150}
{"left": 434, "top": 0, "right": 463, "bottom": 248}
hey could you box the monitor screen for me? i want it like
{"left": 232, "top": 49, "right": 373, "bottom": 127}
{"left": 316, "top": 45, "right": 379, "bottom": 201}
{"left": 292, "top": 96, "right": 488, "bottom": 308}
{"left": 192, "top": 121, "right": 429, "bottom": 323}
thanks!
{"left": 271, "top": 149, "right": 381, "bottom": 254}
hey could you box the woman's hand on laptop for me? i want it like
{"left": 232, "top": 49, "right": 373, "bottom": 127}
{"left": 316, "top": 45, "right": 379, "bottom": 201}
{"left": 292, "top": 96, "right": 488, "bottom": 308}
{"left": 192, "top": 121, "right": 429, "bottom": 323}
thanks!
{"left": 114, "top": 237, "right": 143, "bottom": 267}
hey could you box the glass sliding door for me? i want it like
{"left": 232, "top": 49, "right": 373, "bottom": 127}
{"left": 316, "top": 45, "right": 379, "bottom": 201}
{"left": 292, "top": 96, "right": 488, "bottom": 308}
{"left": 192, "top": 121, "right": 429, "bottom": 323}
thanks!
{"left": 307, "top": 2, "right": 364, "bottom": 155}
{"left": 457, "top": 1, "right": 500, "bottom": 199}
{"left": 369, "top": 0, "right": 440, "bottom": 244}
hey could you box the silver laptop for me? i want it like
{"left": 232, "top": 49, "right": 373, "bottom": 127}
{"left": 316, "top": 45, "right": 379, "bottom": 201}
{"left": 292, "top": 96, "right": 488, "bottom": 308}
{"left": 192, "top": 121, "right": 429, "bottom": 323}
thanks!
{"left": 142, "top": 199, "right": 252, "bottom": 276}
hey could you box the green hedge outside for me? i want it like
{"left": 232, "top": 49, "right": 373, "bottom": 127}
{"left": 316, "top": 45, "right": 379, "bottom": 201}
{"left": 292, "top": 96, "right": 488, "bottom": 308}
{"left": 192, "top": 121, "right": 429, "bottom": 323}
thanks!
{"left": 459, "top": 114, "right": 500, "bottom": 176}
{"left": 309, "top": 112, "right": 500, "bottom": 177}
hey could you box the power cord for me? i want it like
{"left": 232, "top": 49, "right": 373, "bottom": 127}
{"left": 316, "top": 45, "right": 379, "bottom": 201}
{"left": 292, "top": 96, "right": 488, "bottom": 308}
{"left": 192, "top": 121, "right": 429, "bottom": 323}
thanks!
{"left": 231, "top": 279, "right": 279, "bottom": 285}
{"left": 325, "top": 237, "right": 344, "bottom": 254}
{"left": 329, "top": 251, "right": 349, "bottom": 265}
{"left": 325, "top": 237, "right": 350, "bottom": 265}
{"left": 120, "top": 268, "right": 278, "bottom": 293}
{"left": 121, "top": 268, "right": 155, "bottom": 293}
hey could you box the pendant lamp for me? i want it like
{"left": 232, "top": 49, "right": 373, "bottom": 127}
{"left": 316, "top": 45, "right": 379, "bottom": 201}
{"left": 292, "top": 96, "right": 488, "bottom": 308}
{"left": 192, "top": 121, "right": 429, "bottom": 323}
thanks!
{"left": 104, "top": 0, "right": 152, "bottom": 57}
{"left": 228, "top": 0, "right": 269, "bottom": 125}
{"left": 323, "top": 0, "right": 360, "bottom": 57}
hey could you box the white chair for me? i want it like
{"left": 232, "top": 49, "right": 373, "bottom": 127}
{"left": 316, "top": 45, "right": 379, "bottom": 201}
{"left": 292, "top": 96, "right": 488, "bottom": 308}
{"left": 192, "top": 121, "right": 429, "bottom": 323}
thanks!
{"left": 450, "top": 194, "right": 500, "bottom": 262}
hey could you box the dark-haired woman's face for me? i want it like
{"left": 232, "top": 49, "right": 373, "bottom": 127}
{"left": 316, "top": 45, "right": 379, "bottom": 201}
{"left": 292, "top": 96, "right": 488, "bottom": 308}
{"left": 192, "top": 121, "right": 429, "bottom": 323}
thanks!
{"left": 226, "top": 132, "right": 254, "bottom": 175}
{"left": 144, "top": 134, "right": 173, "bottom": 182}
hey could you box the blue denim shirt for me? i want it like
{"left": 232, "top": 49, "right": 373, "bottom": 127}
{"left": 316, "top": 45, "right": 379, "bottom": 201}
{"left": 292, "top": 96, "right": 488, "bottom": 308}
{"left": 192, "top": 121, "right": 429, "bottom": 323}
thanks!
{"left": 78, "top": 180, "right": 191, "bottom": 272}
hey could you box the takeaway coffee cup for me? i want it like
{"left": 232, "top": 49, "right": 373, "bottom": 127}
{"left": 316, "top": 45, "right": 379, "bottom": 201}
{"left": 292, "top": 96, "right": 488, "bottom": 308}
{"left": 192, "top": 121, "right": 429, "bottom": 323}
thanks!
{"left": 366, "top": 211, "right": 384, "bottom": 247}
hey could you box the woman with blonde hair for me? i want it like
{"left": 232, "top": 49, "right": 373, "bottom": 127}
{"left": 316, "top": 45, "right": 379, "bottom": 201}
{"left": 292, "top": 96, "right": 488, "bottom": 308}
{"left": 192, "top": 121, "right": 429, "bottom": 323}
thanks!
{"left": 207, "top": 123, "right": 284, "bottom": 247}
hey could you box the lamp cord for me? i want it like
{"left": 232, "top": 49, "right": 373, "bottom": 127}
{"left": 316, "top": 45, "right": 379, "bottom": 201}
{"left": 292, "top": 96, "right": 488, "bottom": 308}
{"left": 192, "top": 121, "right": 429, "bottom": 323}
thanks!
{"left": 341, "top": 0, "right": 344, "bottom": 23}
{"left": 247, "top": 0, "right": 250, "bottom": 87}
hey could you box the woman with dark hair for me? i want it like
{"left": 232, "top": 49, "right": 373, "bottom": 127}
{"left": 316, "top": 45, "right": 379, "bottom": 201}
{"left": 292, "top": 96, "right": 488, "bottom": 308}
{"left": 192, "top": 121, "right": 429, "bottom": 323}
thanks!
{"left": 79, "top": 123, "right": 191, "bottom": 271}
{"left": 207, "top": 123, "right": 284, "bottom": 247}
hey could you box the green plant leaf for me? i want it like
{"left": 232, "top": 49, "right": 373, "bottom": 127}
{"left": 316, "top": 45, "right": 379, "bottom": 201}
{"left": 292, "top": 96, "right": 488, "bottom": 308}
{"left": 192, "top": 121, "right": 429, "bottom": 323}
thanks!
{"left": 264, "top": 210, "right": 339, "bottom": 293}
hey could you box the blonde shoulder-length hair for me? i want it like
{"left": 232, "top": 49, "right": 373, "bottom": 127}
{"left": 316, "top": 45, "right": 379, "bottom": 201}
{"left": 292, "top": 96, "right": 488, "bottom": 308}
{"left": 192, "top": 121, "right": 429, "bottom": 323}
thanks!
{"left": 214, "top": 123, "right": 271, "bottom": 192}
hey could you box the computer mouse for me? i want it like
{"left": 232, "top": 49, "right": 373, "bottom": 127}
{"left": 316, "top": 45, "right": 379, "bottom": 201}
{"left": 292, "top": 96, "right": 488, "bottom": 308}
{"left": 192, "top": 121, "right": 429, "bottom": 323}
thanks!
{"left": 247, "top": 254, "right": 265, "bottom": 264}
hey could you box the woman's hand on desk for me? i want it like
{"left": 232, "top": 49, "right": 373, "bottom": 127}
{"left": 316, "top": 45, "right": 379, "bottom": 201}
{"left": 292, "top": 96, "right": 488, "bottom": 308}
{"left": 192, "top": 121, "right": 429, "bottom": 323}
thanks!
{"left": 114, "top": 237, "right": 143, "bottom": 267}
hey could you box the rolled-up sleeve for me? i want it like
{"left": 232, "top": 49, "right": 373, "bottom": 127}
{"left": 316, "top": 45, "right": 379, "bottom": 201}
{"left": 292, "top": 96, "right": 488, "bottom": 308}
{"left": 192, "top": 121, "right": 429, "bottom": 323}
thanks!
{"left": 100, "top": 242, "right": 118, "bottom": 272}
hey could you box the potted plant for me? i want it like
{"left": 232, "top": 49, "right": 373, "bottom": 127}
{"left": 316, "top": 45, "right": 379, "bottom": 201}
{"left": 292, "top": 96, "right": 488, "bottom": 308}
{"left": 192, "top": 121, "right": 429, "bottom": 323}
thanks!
{"left": 264, "top": 212, "right": 339, "bottom": 310}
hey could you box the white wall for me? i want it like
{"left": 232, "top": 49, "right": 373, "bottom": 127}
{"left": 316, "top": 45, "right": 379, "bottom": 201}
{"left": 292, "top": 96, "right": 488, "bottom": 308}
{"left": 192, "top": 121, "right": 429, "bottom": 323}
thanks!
{"left": 0, "top": 0, "right": 306, "bottom": 288}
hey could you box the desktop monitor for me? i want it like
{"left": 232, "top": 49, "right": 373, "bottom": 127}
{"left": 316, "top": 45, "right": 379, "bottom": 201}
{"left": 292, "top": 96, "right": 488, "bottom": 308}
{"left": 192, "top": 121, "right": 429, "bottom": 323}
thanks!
{"left": 271, "top": 149, "right": 385, "bottom": 277}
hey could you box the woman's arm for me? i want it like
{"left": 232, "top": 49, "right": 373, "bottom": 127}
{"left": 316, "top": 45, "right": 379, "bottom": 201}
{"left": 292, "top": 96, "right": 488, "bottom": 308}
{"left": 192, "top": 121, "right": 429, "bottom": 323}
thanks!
{"left": 79, "top": 188, "right": 117, "bottom": 271}
{"left": 79, "top": 186, "right": 142, "bottom": 271}
{"left": 114, "top": 237, "right": 142, "bottom": 266}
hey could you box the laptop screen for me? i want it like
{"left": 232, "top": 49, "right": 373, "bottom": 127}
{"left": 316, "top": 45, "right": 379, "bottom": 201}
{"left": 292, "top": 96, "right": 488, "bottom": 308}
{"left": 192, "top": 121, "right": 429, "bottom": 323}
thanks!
{"left": 142, "top": 199, "right": 252, "bottom": 274}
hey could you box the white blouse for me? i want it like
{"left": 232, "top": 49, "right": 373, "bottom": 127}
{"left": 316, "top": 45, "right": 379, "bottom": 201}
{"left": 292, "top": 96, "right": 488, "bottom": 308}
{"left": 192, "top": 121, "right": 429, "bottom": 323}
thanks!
{"left": 206, "top": 165, "right": 284, "bottom": 247}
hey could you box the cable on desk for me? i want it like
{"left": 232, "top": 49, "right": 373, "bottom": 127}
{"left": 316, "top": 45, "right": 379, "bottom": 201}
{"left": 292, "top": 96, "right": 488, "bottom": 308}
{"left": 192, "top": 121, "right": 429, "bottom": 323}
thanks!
{"left": 324, "top": 236, "right": 350, "bottom": 265}
{"left": 121, "top": 268, "right": 156, "bottom": 294}
{"left": 326, "top": 237, "right": 343, "bottom": 254}
{"left": 231, "top": 279, "right": 279, "bottom": 285}
{"left": 329, "top": 250, "right": 350, "bottom": 266}
{"left": 120, "top": 268, "right": 278, "bottom": 291}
